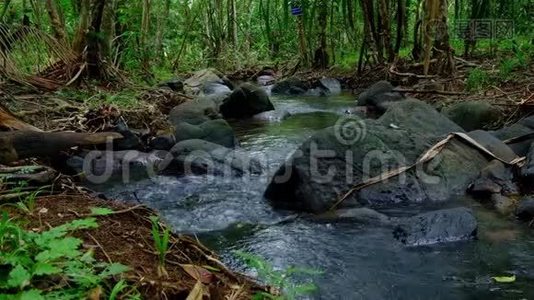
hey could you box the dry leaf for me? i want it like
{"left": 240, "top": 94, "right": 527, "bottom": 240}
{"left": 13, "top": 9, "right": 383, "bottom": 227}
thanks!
{"left": 181, "top": 264, "right": 214, "bottom": 284}
{"left": 186, "top": 281, "right": 204, "bottom": 300}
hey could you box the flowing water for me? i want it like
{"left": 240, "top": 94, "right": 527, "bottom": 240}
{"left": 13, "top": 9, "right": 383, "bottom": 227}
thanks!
{"left": 91, "top": 95, "right": 534, "bottom": 299}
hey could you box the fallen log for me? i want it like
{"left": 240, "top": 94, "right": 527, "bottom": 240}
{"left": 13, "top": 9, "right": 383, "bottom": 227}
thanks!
{"left": 0, "top": 103, "right": 42, "bottom": 131}
{"left": 0, "top": 130, "right": 123, "bottom": 164}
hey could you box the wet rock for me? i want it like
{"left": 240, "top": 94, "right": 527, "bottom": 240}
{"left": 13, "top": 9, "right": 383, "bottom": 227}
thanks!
{"left": 169, "top": 139, "right": 262, "bottom": 176}
{"left": 393, "top": 207, "right": 478, "bottom": 246}
{"left": 443, "top": 101, "right": 502, "bottom": 131}
{"left": 220, "top": 83, "right": 275, "bottom": 119}
{"left": 516, "top": 197, "right": 534, "bottom": 221}
{"left": 169, "top": 95, "right": 237, "bottom": 148}
{"left": 169, "top": 96, "right": 221, "bottom": 125}
{"left": 257, "top": 75, "right": 276, "bottom": 87}
{"left": 467, "top": 130, "right": 518, "bottom": 163}
{"left": 520, "top": 142, "right": 534, "bottom": 181}
{"left": 271, "top": 77, "right": 308, "bottom": 96}
{"left": 251, "top": 110, "right": 291, "bottom": 123}
{"left": 202, "top": 81, "right": 232, "bottom": 96}
{"left": 320, "top": 207, "right": 392, "bottom": 225}
{"left": 183, "top": 69, "right": 233, "bottom": 95}
{"left": 113, "top": 121, "right": 143, "bottom": 151}
{"left": 357, "top": 81, "right": 405, "bottom": 113}
{"left": 492, "top": 115, "right": 534, "bottom": 156}
{"left": 265, "top": 99, "right": 491, "bottom": 213}
{"left": 174, "top": 119, "right": 237, "bottom": 148}
{"left": 149, "top": 134, "right": 176, "bottom": 151}
{"left": 469, "top": 160, "right": 518, "bottom": 197}
{"left": 67, "top": 150, "right": 167, "bottom": 182}
{"left": 158, "top": 78, "right": 184, "bottom": 92}
{"left": 491, "top": 194, "right": 516, "bottom": 216}
{"left": 306, "top": 78, "right": 342, "bottom": 96}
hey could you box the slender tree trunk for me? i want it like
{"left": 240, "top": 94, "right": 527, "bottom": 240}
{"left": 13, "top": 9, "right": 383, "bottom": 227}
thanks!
{"left": 45, "top": 0, "right": 67, "bottom": 44}
{"left": 395, "top": 0, "right": 406, "bottom": 55}
{"left": 140, "top": 0, "right": 151, "bottom": 72}
{"left": 378, "top": 0, "right": 394, "bottom": 62}
{"left": 227, "top": 0, "right": 237, "bottom": 45}
{"left": 101, "top": 0, "right": 117, "bottom": 60}
{"left": 87, "top": 0, "right": 107, "bottom": 78}
{"left": 314, "top": 0, "right": 329, "bottom": 69}
{"left": 72, "top": 0, "right": 90, "bottom": 54}
{"left": 296, "top": 14, "right": 309, "bottom": 67}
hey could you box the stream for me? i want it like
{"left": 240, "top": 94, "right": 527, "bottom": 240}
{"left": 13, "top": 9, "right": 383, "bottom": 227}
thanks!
{"left": 90, "top": 94, "right": 534, "bottom": 299}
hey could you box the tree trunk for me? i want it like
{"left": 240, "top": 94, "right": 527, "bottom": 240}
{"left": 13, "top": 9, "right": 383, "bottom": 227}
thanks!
{"left": 296, "top": 14, "right": 309, "bottom": 67}
{"left": 45, "top": 0, "right": 67, "bottom": 44}
{"left": 377, "top": 0, "right": 394, "bottom": 62}
{"left": 394, "top": 0, "right": 406, "bottom": 55}
{"left": 72, "top": 0, "right": 90, "bottom": 54}
{"left": 227, "top": 0, "right": 238, "bottom": 45}
{"left": 314, "top": 0, "right": 329, "bottom": 69}
{"left": 101, "top": 0, "right": 117, "bottom": 60}
{"left": 155, "top": 0, "right": 171, "bottom": 60}
{"left": 0, "top": 131, "right": 122, "bottom": 164}
{"left": 87, "top": 0, "right": 107, "bottom": 78}
{"left": 140, "top": 0, "right": 151, "bottom": 73}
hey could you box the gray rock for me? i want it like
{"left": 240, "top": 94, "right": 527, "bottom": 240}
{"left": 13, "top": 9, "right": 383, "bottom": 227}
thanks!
{"left": 149, "top": 134, "right": 176, "bottom": 151}
{"left": 443, "top": 101, "right": 502, "bottom": 131}
{"left": 265, "top": 99, "right": 490, "bottom": 213}
{"left": 220, "top": 83, "right": 274, "bottom": 119}
{"left": 202, "top": 81, "right": 232, "bottom": 96}
{"left": 113, "top": 121, "right": 143, "bottom": 151}
{"left": 184, "top": 69, "right": 227, "bottom": 95}
{"left": 174, "top": 119, "right": 237, "bottom": 148}
{"left": 168, "top": 139, "right": 262, "bottom": 176}
{"left": 492, "top": 115, "right": 534, "bottom": 156}
{"left": 306, "top": 78, "right": 342, "bottom": 96}
{"left": 516, "top": 197, "right": 534, "bottom": 221}
{"left": 169, "top": 96, "right": 221, "bottom": 126}
{"left": 67, "top": 150, "right": 167, "bottom": 182}
{"left": 393, "top": 207, "right": 478, "bottom": 246}
{"left": 491, "top": 194, "right": 516, "bottom": 216}
{"left": 357, "top": 81, "right": 405, "bottom": 113}
{"left": 257, "top": 75, "right": 276, "bottom": 86}
{"left": 521, "top": 142, "right": 534, "bottom": 179}
{"left": 469, "top": 160, "right": 518, "bottom": 197}
{"left": 271, "top": 77, "right": 308, "bottom": 95}
{"left": 330, "top": 207, "right": 391, "bottom": 225}
{"left": 468, "top": 130, "right": 518, "bottom": 163}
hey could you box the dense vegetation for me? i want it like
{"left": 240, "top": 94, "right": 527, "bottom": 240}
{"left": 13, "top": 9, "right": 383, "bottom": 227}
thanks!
{"left": 1, "top": 0, "right": 532, "bottom": 83}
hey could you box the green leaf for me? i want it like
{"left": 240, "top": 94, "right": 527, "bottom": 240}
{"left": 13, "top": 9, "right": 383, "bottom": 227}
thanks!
{"left": 99, "top": 263, "right": 130, "bottom": 278}
{"left": 7, "top": 264, "right": 31, "bottom": 289}
{"left": 35, "top": 237, "right": 82, "bottom": 262}
{"left": 18, "top": 289, "right": 44, "bottom": 300}
{"left": 89, "top": 207, "right": 115, "bottom": 216}
{"left": 492, "top": 275, "right": 516, "bottom": 283}
{"left": 109, "top": 279, "right": 128, "bottom": 300}
{"left": 33, "top": 262, "right": 61, "bottom": 276}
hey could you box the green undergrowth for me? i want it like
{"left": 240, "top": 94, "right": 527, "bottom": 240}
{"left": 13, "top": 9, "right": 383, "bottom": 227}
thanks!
{"left": 55, "top": 88, "right": 143, "bottom": 110}
{"left": 0, "top": 211, "right": 137, "bottom": 299}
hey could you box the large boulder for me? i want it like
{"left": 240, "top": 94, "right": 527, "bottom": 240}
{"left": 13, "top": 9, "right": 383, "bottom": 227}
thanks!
{"left": 491, "top": 115, "right": 534, "bottom": 156}
{"left": 357, "top": 81, "right": 405, "bottom": 113}
{"left": 264, "top": 99, "right": 491, "bottom": 213}
{"left": 169, "top": 96, "right": 221, "bottom": 125}
{"left": 393, "top": 207, "right": 478, "bottom": 246}
{"left": 306, "top": 78, "right": 342, "bottom": 96}
{"left": 271, "top": 77, "right": 308, "bottom": 96}
{"left": 443, "top": 101, "right": 502, "bottom": 131}
{"left": 67, "top": 150, "right": 167, "bottom": 183}
{"left": 183, "top": 69, "right": 233, "bottom": 95}
{"left": 169, "top": 95, "right": 237, "bottom": 148}
{"left": 168, "top": 139, "right": 262, "bottom": 176}
{"left": 516, "top": 197, "right": 534, "bottom": 221}
{"left": 521, "top": 142, "right": 534, "bottom": 182}
{"left": 219, "top": 83, "right": 274, "bottom": 119}
{"left": 174, "top": 119, "right": 237, "bottom": 148}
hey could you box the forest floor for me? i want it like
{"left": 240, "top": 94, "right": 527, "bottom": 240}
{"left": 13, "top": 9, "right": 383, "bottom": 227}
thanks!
{"left": 1, "top": 53, "right": 533, "bottom": 299}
